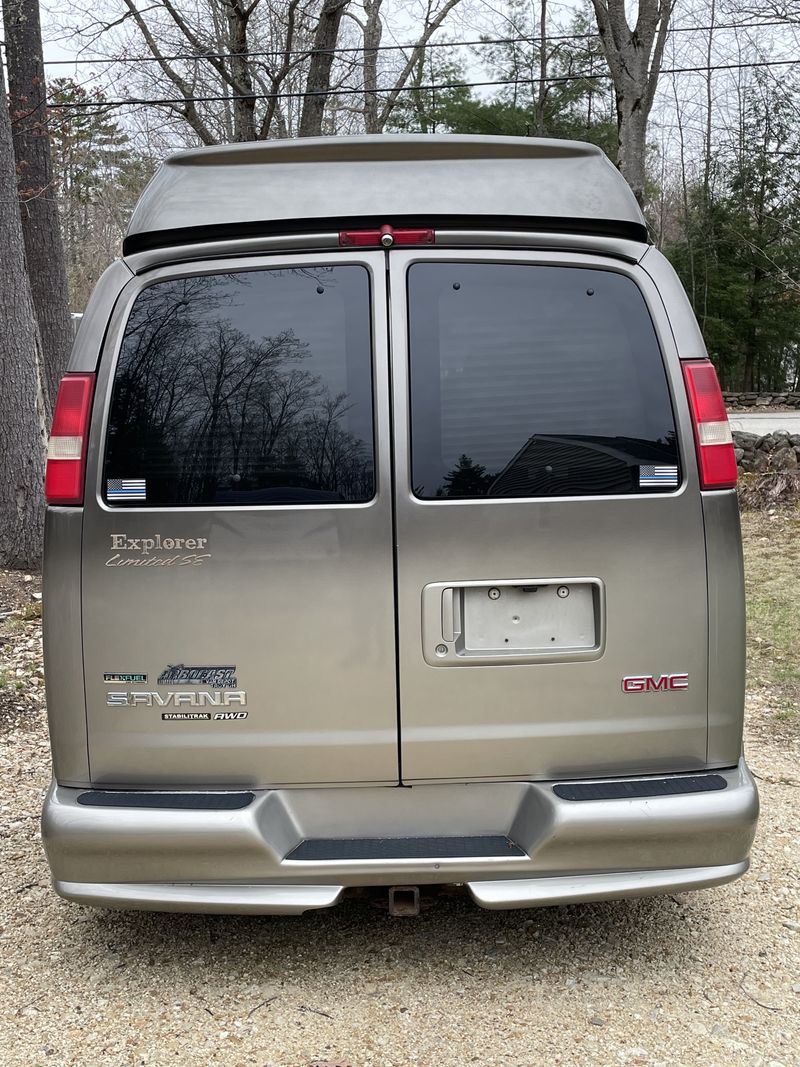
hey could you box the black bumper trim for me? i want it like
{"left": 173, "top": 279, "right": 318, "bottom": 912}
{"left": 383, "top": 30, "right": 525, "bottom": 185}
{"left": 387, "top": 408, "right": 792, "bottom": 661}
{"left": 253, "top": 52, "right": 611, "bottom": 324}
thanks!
{"left": 76, "top": 790, "right": 255, "bottom": 810}
{"left": 553, "top": 774, "right": 728, "bottom": 802}
{"left": 287, "top": 835, "right": 525, "bottom": 861}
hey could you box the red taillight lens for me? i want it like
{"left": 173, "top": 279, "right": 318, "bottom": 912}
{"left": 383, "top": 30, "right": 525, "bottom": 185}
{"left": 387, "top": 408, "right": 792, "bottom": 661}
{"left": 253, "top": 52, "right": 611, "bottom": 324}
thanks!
{"left": 45, "top": 373, "right": 96, "bottom": 505}
{"left": 682, "top": 360, "right": 737, "bottom": 489}
{"left": 339, "top": 226, "right": 435, "bottom": 247}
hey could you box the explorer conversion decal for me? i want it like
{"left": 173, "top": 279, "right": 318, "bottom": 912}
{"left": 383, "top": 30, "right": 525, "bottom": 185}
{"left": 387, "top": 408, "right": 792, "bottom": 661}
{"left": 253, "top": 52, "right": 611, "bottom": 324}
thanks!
{"left": 104, "top": 532, "right": 211, "bottom": 568}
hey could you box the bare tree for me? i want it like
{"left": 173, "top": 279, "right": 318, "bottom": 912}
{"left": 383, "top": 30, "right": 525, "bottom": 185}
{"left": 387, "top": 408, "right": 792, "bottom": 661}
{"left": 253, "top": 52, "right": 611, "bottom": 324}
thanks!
{"left": 3, "top": 0, "right": 74, "bottom": 421}
{"left": 360, "top": 0, "right": 382, "bottom": 132}
{"left": 536, "top": 0, "right": 548, "bottom": 136}
{"left": 371, "top": 0, "right": 464, "bottom": 131}
{"left": 73, "top": 0, "right": 356, "bottom": 143}
{"left": 299, "top": 0, "right": 351, "bottom": 136}
{"left": 59, "top": 0, "right": 467, "bottom": 143}
{"left": 590, "top": 0, "right": 674, "bottom": 206}
{"left": 0, "top": 68, "right": 47, "bottom": 569}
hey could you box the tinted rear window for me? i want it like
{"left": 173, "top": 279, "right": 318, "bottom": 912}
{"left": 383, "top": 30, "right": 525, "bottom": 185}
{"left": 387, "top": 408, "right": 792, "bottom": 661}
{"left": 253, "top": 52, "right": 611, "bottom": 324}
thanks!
{"left": 408, "top": 263, "right": 679, "bottom": 499}
{"left": 103, "top": 265, "right": 374, "bottom": 506}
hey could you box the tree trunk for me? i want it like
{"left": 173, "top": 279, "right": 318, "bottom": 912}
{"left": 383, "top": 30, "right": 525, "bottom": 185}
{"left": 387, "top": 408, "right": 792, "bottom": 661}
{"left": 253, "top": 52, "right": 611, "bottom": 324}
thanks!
{"left": 299, "top": 0, "right": 350, "bottom": 137}
{"left": 3, "top": 0, "right": 73, "bottom": 424}
{"left": 536, "top": 0, "right": 547, "bottom": 136}
{"left": 362, "top": 0, "right": 383, "bottom": 134}
{"left": 591, "top": 0, "right": 673, "bottom": 208}
{"left": 226, "top": 0, "right": 257, "bottom": 141}
{"left": 0, "top": 70, "right": 46, "bottom": 569}
{"left": 615, "top": 97, "right": 649, "bottom": 207}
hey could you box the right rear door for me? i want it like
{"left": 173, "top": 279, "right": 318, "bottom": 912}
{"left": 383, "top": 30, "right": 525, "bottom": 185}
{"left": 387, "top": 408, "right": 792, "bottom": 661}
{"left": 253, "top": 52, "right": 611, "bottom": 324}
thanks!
{"left": 389, "top": 250, "right": 710, "bottom": 782}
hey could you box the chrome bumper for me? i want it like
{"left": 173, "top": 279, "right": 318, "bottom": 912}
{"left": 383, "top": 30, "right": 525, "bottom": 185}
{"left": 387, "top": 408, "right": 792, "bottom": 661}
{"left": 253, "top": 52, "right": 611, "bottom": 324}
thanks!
{"left": 42, "top": 759, "right": 758, "bottom": 913}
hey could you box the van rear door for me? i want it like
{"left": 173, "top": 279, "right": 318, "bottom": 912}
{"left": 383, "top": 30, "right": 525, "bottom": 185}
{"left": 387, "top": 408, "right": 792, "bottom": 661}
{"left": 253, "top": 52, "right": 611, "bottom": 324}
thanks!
{"left": 81, "top": 253, "right": 398, "bottom": 787}
{"left": 390, "top": 250, "right": 709, "bottom": 782}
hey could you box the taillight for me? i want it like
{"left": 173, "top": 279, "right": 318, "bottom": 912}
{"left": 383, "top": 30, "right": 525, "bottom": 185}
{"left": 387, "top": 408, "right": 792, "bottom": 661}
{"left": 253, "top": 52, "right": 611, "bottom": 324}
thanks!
{"left": 682, "top": 360, "right": 737, "bottom": 489}
{"left": 339, "top": 225, "right": 435, "bottom": 248}
{"left": 45, "top": 373, "right": 96, "bottom": 505}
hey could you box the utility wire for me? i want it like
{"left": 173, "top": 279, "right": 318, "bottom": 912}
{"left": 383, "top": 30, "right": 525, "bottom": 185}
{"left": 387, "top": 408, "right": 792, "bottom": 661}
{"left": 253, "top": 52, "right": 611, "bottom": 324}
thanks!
{"left": 3, "top": 18, "right": 794, "bottom": 67}
{"left": 45, "top": 57, "right": 800, "bottom": 110}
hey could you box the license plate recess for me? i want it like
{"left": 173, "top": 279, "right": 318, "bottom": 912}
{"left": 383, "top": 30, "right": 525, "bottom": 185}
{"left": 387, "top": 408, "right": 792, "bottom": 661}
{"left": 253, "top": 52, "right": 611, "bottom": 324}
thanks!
{"left": 421, "top": 578, "right": 604, "bottom": 666}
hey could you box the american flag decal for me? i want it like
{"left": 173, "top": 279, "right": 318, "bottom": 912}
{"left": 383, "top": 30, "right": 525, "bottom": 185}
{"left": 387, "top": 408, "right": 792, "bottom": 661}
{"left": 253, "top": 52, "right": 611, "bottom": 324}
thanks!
{"left": 639, "top": 465, "right": 679, "bottom": 489}
{"left": 107, "top": 478, "right": 146, "bottom": 501}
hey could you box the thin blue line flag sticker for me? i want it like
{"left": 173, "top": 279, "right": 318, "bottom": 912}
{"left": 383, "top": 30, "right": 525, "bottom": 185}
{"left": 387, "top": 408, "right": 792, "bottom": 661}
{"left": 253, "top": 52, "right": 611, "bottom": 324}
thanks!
{"left": 639, "top": 464, "right": 679, "bottom": 489}
{"left": 107, "top": 478, "right": 146, "bottom": 501}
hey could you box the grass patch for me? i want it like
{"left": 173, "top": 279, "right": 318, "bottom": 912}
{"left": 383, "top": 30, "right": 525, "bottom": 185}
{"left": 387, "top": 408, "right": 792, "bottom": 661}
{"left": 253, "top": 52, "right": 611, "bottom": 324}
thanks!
{"left": 741, "top": 506, "right": 800, "bottom": 722}
{"left": 3, "top": 602, "right": 41, "bottom": 633}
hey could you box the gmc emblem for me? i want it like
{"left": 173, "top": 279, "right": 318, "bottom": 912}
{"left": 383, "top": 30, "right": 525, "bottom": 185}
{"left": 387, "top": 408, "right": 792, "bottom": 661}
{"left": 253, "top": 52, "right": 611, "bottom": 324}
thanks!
{"left": 622, "top": 673, "right": 689, "bottom": 693}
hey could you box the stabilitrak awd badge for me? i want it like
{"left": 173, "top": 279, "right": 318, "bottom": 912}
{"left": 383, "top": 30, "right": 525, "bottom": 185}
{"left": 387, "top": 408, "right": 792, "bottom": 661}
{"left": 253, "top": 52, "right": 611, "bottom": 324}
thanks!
{"left": 158, "top": 664, "right": 237, "bottom": 688}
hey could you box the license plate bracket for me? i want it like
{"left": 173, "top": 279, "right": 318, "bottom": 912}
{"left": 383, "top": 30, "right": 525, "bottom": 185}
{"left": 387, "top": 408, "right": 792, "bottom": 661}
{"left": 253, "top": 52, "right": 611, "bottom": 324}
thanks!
{"left": 421, "top": 578, "right": 605, "bottom": 666}
{"left": 463, "top": 582, "right": 595, "bottom": 652}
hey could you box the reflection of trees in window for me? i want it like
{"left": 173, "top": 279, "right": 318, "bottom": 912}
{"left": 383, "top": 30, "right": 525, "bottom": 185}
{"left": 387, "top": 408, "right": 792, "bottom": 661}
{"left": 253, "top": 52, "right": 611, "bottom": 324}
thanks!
{"left": 437, "top": 454, "right": 494, "bottom": 497}
{"left": 106, "top": 273, "right": 373, "bottom": 504}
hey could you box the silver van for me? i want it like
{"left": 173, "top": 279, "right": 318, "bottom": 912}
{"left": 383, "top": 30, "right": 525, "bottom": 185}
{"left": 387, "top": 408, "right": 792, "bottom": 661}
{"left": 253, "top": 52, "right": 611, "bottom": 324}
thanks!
{"left": 41, "top": 135, "right": 758, "bottom": 915}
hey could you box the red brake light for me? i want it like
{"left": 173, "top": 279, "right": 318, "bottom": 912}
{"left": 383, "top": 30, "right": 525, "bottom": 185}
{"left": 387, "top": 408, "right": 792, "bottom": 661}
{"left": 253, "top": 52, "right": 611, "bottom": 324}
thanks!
{"left": 339, "top": 225, "right": 435, "bottom": 247}
{"left": 45, "top": 373, "right": 96, "bottom": 505}
{"left": 682, "top": 360, "right": 737, "bottom": 490}
{"left": 392, "top": 228, "right": 435, "bottom": 246}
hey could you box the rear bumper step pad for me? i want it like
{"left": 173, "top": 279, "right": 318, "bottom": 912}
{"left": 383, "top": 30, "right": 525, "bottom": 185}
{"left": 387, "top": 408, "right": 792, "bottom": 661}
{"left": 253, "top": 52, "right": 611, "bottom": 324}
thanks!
{"left": 76, "top": 790, "right": 255, "bottom": 810}
{"left": 287, "top": 835, "right": 525, "bottom": 861}
{"left": 552, "top": 773, "right": 727, "bottom": 802}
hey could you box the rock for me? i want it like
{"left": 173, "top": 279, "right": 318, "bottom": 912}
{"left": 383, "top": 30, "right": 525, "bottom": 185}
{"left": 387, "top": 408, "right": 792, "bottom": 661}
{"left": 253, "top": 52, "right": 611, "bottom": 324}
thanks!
{"left": 734, "top": 449, "right": 744, "bottom": 462}
{"left": 783, "top": 920, "right": 800, "bottom": 932}
{"left": 772, "top": 447, "right": 798, "bottom": 470}
{"left": 733, "top": 431, "right": 758, "bottom": 448}
{"left": 752, "top": 451, "right": 770, "bottom": 472}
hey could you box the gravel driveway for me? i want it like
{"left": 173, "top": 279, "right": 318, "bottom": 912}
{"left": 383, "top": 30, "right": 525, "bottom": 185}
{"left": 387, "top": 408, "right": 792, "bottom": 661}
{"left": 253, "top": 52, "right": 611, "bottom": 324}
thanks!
{"left": 1, "top": 527, "right": 798, "bottom": 1067}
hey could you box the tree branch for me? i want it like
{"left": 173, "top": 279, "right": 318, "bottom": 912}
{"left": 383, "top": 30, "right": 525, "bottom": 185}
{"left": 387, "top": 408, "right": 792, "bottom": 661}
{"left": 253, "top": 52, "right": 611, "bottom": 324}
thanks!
{"left": 377, "top": 0, "right": 463, "bottom": 129}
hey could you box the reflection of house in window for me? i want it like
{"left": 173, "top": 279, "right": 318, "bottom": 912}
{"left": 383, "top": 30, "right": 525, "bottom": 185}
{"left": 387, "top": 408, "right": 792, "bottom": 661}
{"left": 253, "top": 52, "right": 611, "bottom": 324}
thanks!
{"left": 488, "top": 436, "right": 676, "bottom": 497}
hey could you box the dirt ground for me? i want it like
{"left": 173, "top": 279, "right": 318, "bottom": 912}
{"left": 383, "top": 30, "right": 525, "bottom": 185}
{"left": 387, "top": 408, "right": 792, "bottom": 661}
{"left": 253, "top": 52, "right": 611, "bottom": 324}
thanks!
{"left": 0, "top": 510, "right": 798, "bottom": 1067}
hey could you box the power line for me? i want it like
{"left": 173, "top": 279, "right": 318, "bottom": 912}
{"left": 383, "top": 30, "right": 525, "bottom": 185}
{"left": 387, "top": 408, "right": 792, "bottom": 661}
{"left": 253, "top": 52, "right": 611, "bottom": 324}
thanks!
{"left": 45, "top": 57, "right": 800, "bottom": 111}
{"left": 6, "top": 18, "right": 795, "bottom": 68}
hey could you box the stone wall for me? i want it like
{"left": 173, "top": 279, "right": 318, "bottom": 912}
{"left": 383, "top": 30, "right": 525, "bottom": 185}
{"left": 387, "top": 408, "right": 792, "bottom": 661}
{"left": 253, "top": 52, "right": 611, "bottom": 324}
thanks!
{"left": 733, "top": 430, "right": 800, "bottom": 472}
{"left": 724, "top": 392, "right": 800, "bottom": 409}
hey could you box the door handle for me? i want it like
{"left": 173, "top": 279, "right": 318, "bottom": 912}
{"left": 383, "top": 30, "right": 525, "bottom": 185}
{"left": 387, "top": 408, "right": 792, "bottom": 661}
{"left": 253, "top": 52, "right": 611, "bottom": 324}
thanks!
{"left": 442, "top": 588, "right": 454, "bottom": 642}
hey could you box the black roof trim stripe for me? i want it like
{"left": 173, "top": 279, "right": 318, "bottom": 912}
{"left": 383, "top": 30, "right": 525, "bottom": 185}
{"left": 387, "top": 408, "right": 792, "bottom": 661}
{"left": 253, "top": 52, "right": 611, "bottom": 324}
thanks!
{"left": 123, "top": 214, "right": 649, "bottom": 257}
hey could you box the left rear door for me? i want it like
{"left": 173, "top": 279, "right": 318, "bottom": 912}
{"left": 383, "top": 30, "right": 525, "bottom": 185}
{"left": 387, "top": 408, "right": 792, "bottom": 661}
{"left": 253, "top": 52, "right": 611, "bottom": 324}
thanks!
{"left": 80, "top": 252, "right": 399, "bottom": 788}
